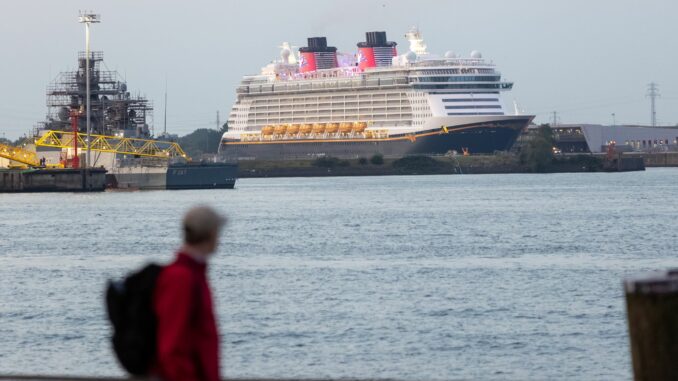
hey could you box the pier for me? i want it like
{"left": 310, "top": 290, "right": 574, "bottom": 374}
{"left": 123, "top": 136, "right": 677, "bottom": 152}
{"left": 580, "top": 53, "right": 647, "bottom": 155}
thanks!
{"left": 0, "top": 168, "right": 106, "bottom": 192}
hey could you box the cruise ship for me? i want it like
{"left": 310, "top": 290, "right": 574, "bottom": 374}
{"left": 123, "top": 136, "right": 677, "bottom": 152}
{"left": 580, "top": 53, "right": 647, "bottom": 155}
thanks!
{"left": 220, "top": 28, "right": 534, "bottom": 160}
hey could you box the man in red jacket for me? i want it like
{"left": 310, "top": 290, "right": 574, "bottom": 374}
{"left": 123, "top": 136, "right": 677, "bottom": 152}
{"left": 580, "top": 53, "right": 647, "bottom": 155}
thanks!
{"left": 153, "top": 206, "right": 225, "bottom": 381}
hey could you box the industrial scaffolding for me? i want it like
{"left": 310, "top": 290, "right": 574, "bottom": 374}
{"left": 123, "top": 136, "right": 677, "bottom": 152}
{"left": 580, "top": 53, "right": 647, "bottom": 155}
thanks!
{"left": 39, "top": 51, "right": 153, "bottom": 138}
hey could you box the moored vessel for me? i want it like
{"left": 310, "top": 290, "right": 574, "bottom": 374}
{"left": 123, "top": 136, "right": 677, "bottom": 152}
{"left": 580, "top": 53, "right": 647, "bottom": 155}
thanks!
{"left": 29, "top": 50, "right": 238, "bottom": 190}
{"left": 220, "top": 28, "right": 534, "bottom": 160}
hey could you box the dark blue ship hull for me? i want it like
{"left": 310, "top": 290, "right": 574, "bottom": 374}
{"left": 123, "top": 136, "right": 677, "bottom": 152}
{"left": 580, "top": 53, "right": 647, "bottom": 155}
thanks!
{"left": 220, "top": 117, "right": 532, "bottom": 161}
{"left": 108, "top": 161, "right": 237, "bottom": 190}
{"left": 166, "top": 162, "right": 238, "bottom": 189}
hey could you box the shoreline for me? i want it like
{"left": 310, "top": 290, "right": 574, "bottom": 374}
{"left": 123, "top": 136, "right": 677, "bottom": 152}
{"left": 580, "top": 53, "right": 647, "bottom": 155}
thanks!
{"left": 237, "top": 154, "right": 645, "bottom": 178}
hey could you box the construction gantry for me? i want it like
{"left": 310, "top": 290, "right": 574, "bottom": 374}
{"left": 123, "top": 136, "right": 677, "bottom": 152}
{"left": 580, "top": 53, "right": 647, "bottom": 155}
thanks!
{"left": 34, "top": 131, "right": 188, "bottom": 159}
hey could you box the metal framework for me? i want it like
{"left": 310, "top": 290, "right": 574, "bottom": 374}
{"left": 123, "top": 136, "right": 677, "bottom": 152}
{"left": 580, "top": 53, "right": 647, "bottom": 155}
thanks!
{"left": 0, "top": 143, "right": 39, "bottom": 167}
{"left": 41, "top": 51, "right": 153, "bottom": 137}
{"left": 35, "top": 131, "right": 188, "bottom": 159}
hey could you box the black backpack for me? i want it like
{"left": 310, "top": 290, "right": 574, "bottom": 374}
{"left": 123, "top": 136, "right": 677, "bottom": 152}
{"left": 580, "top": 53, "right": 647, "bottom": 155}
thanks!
{"left": 106, "top": 263, "right": 163, "bottom": 376}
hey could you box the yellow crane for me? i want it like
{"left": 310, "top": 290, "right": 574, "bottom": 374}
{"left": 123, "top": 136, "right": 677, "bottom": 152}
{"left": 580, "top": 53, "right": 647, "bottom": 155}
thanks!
{"left": 35, "top": 130, "right": 188, "bottom": 159}
{"left": 0, "top": 142, "right": 40, "bottom": 167}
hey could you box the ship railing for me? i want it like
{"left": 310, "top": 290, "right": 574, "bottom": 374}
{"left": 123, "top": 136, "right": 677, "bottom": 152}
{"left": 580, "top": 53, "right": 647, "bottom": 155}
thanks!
{"left": 77, "top": 51, "right": 104, "bottom": 61}
{"left": 240, "top": 77, "right": 409, "bottom": 95}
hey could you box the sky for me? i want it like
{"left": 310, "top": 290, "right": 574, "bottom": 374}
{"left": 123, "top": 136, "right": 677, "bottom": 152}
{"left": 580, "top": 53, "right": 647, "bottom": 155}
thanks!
{"left": 0, "top": 0, "right": 676, "bottom": 140}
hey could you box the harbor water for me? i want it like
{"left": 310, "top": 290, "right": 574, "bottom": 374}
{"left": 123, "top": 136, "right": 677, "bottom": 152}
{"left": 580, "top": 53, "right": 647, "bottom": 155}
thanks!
{"left": 1, "top": 168, "right": 678, "bottom": 380}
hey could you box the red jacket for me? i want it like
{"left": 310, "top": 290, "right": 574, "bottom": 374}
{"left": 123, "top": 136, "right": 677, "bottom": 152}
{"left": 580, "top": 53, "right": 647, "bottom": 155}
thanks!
{"left": 153, "top": 252, "right": 220, "bottom": 381}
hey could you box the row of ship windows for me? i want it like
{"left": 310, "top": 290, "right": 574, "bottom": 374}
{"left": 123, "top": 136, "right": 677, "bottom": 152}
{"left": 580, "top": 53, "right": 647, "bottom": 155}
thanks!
{"left": 623, "top": 139, "right": 677, "bottom": 147}
{"left": 237, "top": 78, "right": 410, "bottom": 93}
{"left": 249, "top": 101, "right": 411, "bottom": 109}
{"left": 249, "top": 115, "right": 414, "bottom": 122}
{"left": 249, "top": 107, "right": 415, "bottom": 114}
{"left": 414, "top": 84, "right": 513, "bottom": 90}
{"left": 249, "top": 114, "right": 413, "bottom": 120}
{"left": 247, "top": 118, "right": 414, "bottom": 123}
{"left": 250, "top": 115, "right": 414, "bottom": 121}
{"left": 444, "top": 105, "right": 502, "bottom": 110}
{"left": 443, "top": 98, "right": 499, "bottom": 102}
{"left": 410, "top": 76, "right": 501, "bottom": 83}
{"left": 250, "top": 107, "right": 412, "bottom": 113}
{"left": 252, "top": 93, "right": 410, "bottom": 104}
{"left": 434, "top": 91, "right": 501, "bottom": 95}
{"left": 447, "top": 112, "right": 504, "bottom": 116}
{"left": 414, "top": 69, "right": 495, "bottom": 75}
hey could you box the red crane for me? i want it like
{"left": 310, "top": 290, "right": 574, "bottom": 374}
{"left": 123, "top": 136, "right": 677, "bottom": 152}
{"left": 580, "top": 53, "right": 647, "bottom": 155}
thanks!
{"left": 69, "top": 109, "right": 80, "bottom": 168}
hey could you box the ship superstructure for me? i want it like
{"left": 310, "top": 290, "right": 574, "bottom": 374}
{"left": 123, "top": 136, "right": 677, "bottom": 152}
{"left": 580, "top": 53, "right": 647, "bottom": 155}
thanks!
{"left": 220, "top": 27, "right": 534, "bottom": 160}
{"left": 39, "top": 51, "right": 152, "bottom": 138}
{"left": 30, "top": 51, "right": 237, "bottom": 190}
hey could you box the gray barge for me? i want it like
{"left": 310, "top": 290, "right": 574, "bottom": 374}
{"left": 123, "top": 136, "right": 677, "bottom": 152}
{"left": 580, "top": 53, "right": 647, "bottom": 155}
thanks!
{"left": 107, "top": 158, "right": 237, "bottom": 190}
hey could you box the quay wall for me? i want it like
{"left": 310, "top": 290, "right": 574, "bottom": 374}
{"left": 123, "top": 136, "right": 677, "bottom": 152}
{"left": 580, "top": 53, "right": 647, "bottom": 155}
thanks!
{"left": 0, "top": 168, "right": 106, "bottom": 192}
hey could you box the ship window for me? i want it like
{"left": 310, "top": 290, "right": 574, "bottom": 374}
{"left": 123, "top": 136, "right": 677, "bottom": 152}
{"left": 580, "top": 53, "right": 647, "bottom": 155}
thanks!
{"left": 445, "top": 105, "right": 502, "bottom": 110}
{"left": 443, "top": 98, "right": 499, "bottom": 102}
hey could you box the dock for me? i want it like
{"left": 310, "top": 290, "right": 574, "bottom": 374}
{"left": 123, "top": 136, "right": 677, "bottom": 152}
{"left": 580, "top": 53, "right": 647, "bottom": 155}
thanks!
{"left": 0, "top": 168, "right": 107, "bottom": 192}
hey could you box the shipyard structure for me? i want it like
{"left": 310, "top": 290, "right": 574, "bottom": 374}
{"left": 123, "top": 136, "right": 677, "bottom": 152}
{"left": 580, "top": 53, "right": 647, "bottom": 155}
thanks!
{"left": 220, "top": 28, "right": 534, "bottom": 160}
{"left": 15, "top": 51, "right": 237, "bottom": 190}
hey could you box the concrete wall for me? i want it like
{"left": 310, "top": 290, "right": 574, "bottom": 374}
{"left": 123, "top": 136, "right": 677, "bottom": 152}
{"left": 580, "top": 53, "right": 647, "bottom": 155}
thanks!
{"left": 580, "top": 124, "right": 678, "bottom": 153}
{"left": 630, "top": 152, "right": 678, "bottom": 167}
{"left": 0, "top": 169, "right": 106, "bottom": 192}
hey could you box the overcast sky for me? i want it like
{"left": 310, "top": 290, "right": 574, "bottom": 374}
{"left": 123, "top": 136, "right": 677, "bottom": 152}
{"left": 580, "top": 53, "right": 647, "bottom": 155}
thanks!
{"left": 0, "top": 0, "right": 676, "bottom": 139}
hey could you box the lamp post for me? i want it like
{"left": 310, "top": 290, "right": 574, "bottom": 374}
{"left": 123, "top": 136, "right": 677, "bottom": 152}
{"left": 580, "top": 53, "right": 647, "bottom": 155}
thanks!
{"left": 78, "top": 12, "right": 100, "bottom": 169}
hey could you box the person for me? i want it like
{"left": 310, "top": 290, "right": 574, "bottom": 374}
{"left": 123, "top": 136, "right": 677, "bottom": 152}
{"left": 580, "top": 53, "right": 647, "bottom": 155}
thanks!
{"left": 153, "top": 206, "right": 225, "bottom": 381}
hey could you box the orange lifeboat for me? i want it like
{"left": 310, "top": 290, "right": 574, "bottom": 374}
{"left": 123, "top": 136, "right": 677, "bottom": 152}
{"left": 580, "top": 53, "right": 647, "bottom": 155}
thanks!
{"left": 274, "top": 125, "right": 287, "bottom": 135}
{"left": 326, "top": 123, "right": 339, "bottom": 134}
{"left": 353, "top": 122, "right": 367, "bottom": 133}
{"left": 312, "top": 123, "right": 326, "bottom": 134}
{"left": 300, "top": 124, "right": 313, "bottom": 134}
{"left": 261, "top": 125, "right": 274, "bottom": 136}
{"left": 339, "top": 122, "right": 353, "bottom": 134}
{"left": 287, "top": 124, "right": 300, "bottom": 135}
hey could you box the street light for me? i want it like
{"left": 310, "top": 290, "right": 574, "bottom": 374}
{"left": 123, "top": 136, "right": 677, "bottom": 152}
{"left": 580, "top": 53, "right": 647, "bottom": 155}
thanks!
{"left": 78, "top": 11, "right": 100, "bottom": 169}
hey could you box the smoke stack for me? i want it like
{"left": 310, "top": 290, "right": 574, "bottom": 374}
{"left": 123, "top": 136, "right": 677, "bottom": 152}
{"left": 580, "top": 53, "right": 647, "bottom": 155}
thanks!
{"left": 299, "top": 37, "right": 338, "bottom": 73}
{"left": 357, "top": 31, "right": 397, "bottom": 70}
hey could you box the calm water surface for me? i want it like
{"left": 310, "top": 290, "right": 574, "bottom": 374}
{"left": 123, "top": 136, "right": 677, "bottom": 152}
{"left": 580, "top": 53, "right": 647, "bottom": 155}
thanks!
{"left": 1, "top": 168, "right": 678, "bottom": 380}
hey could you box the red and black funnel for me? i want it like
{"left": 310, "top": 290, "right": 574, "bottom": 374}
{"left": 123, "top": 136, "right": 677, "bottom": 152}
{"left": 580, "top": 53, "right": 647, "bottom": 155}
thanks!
{"left": 357, "top": 31, "right": 397, "bottom": 70}
{"left": 299, "top": 37, "right": 338, "bottom": 73}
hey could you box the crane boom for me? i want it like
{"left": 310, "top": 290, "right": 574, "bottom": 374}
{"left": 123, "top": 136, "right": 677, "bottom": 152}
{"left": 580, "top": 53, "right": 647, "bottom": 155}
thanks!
{"left": 35, "top": 130, "right": 188, "bottom": 160}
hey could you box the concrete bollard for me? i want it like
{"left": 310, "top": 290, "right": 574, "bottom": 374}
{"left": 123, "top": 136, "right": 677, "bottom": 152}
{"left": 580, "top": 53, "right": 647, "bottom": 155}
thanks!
{"left": 625, "top": 269, "right": 678, "bottom": 381}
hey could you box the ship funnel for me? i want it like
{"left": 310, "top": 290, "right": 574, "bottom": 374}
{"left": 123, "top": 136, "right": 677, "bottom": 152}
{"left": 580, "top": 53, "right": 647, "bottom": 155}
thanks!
{"left": 357, "top": 31, "right": 397, "bottom": 70}
{"left": 299, "top": 37, "right": 338, "bottom": 73}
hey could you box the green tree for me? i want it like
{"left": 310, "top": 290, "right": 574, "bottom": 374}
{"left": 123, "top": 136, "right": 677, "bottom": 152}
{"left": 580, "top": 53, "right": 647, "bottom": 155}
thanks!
{"left": 178, "top": 128, "right": 223, "bottom": 159}
{"left": 520, "top": 124, "right": 555, "bottom": 172}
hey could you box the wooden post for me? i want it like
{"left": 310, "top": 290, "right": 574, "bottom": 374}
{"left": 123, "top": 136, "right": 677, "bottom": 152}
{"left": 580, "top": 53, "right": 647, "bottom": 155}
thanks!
{"left": 625, "top": 270, "right": 678, "bottom": 381}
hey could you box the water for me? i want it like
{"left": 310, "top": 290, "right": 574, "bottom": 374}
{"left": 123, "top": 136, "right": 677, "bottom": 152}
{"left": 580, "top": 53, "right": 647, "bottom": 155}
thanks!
{"left": 1, "top": 168, "right": 678, "bottom": 380}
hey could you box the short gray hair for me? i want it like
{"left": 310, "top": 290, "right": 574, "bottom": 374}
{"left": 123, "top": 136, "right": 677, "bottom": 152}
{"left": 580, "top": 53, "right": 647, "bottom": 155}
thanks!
{"left": 182, "top": 206, "right": 227, "bottom": 244}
